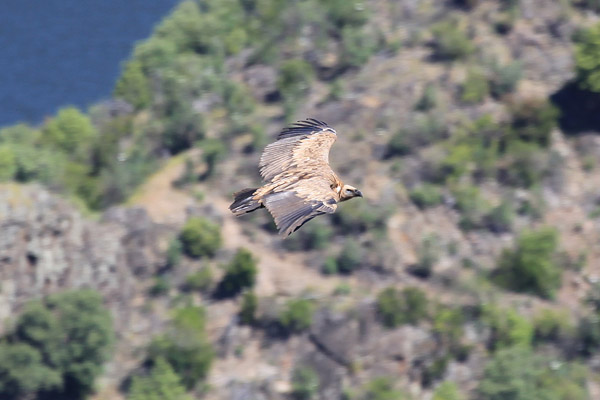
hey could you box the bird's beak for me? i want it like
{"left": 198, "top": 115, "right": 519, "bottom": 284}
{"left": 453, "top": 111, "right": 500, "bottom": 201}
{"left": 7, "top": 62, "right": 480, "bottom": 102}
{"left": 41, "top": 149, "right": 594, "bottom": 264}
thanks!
{"left": 355, "top": 190, "right": 363, "bottom": 198}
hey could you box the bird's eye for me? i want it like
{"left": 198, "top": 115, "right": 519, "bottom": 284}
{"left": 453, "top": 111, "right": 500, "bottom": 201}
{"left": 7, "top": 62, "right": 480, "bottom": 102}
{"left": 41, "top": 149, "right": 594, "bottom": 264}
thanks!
{"left": 345, "top": 189, "right": 353, "bottom": 195}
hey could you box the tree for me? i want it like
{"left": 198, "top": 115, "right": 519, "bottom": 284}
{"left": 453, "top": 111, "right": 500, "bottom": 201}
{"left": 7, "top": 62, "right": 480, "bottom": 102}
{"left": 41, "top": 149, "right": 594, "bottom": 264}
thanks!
{"left": 0, "top": 342, "right": 61, "bottom": 399}
{"left": 5, "top": 289, "right": 113, "bottom": 399}
{"left": 114, "top": 60, "right": 151, "bottom": 110}
{"left": 128, "top": 358, "right": 190, "bottom": 400}
{"left": 42, "top": 107, "right": 96, "bottom": 155}
{"left": 492, "top": 227, "right": 561, "bottom": 298}
{"left": 575, "top": 22, "right": 600, "bottom": 92}
{"left": 179, "top": 217, "right": 222, "bottom": 258}
{"left": 215, "top": 248, "right": 257, "bottom": 298}
{"left": 148, "top": 307, "right": 213, "bottom": 390}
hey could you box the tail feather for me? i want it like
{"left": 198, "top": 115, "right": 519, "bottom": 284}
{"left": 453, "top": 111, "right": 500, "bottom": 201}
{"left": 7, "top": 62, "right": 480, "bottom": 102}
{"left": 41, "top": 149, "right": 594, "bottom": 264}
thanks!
{"left": 230, "top": 188, "right": 262, "bottom": 215}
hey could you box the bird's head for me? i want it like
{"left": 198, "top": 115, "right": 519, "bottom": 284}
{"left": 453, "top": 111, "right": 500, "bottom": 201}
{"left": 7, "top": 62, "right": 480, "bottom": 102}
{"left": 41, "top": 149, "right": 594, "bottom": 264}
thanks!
{"left": 339, "top": 184, "right": 363, "bottom": 202}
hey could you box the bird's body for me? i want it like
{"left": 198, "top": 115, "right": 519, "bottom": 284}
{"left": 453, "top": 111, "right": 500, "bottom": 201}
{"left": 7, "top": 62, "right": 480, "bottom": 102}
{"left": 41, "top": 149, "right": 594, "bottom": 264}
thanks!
{"left": 229, "top": 119, "right": 362, "bottom": 237}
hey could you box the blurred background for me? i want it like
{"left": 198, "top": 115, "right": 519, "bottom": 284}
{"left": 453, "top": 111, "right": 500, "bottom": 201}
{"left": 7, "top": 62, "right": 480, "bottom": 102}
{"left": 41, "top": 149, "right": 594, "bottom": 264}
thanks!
{"left": 1, "top": 0, "right": 600, "bottom": 399}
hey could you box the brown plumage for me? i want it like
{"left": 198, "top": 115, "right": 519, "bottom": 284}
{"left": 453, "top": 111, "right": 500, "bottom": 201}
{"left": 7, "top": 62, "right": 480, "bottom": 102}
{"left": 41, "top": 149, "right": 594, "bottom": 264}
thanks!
{"left": 229, "top": 118, "right": 363, "bottom": 237}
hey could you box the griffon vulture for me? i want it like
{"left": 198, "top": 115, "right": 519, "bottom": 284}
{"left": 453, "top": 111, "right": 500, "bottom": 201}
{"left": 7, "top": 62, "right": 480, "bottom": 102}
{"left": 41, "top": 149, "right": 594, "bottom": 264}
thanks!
{"left": 229, "top": 118, "right": 363, "bottom": 237}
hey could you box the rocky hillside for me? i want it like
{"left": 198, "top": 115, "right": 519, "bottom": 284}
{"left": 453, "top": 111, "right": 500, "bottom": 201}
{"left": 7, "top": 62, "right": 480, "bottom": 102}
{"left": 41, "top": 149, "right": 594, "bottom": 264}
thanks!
{"left": 3, "top": 0, "right": 600, "bottom": 399}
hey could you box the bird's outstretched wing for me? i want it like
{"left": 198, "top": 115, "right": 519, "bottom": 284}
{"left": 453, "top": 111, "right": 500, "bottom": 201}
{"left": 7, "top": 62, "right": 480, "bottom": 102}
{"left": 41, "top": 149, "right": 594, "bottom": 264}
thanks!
{"left": 263, "top": 177, "right": 338, "bottom": 237}
{"left": 259, "top": 118, "right": 337, "bottom": 182}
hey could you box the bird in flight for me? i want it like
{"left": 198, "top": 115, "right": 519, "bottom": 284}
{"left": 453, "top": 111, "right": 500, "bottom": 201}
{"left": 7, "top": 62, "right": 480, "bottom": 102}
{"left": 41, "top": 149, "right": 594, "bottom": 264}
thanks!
{"left": 230, "top": 118, "right": 363, "bottom": 237}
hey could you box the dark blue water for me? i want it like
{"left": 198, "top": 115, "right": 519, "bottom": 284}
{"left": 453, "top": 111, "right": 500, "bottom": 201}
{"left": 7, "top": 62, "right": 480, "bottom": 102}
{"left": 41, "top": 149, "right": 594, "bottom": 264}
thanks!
{"left": 0, "top": 0, "right": 179, "bottom": 127}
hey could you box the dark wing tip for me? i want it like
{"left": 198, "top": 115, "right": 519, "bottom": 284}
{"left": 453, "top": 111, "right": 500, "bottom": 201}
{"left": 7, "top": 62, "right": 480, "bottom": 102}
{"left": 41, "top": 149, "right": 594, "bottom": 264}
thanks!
{"left": 277, "top": 118, "right": 335, "bottom": 140}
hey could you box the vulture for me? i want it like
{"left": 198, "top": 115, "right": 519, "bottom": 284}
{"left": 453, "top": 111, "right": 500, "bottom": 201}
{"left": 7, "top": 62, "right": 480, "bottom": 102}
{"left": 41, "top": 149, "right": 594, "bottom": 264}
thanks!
{"left": 229, "top": 118, "right": 363, "bottom": 237}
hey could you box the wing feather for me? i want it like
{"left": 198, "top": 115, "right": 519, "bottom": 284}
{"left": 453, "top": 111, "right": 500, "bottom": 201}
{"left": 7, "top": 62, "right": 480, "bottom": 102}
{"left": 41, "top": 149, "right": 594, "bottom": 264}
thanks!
{"left": 259, "top": 119, "right": 337, "bottom": 182}
{"left": 263, "top": 187, "right": 337, "bottom": 237}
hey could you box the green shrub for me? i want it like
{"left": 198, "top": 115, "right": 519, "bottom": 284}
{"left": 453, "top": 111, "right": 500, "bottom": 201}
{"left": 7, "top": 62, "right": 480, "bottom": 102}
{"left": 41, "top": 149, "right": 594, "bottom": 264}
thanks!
{"left": 284, "top": 219, "right": 333, "bottom": 251}
{"left": 409, "top": 184, "right": 443, "bottom": 209}
{"left": 340, "top": 26, "right": 378, "bottom": 69}
{"left": 494, "top": 8, "right": 519, "bottom": 34}
{"left": 323, "top": 0, "right": 369, "bottom": 28}
{"left": 11, "top": 290, "right": 113, "bottom": 398}
{"left": 461, "top": 69, "right": 489, "bottom": 104}
{"left": 0, "top": 145, "right": 17, "bottom": 181}
{"left": 483, "top": 305, "right": 533, "bottom": 351}
{"left": 166, "top": 238, "right": 183, "bottom": 268}
{"left": 42, "top": 107, "right": 97, "bottom": 155}
{"left": 452, "top": 185, "right": 489, "bottom": 230}
{"left": 478, "top": 346, "right": 588, "bottom": 400}
{"left": 415, "top": 83, "right": 438, "bottom": 111}
{"left": 277, "top": 59, "right": 314, "bottom": 99}
{"left": 386, "top": 129, "right": 412, "bottom": 157}
{"left": 332, "top": 199, "right": 389, "bottom": 234}
{"left": 114, "top": 60, "right": 151, "bottom": 109}
{"left": 376, "top": 287, "right": 428, "bottom": 328}
{"left": 239, "top": 291, "right": 258, "bottom": 325}
{"left": 490, "top": 61, "right": 522, "bottom": 98}
{"left": 507, "top": 99, "right": 559, "bottom": 147}
{"left": 150, "top": 276, "right": 170, "bottom": 297}
{"left": 499, "top": 141, "right": 548, "bottom": 187}
{"left": 148, "top": 306, "right": 213, "bottom": 389}
{"left": 215, "top": 248, "right": 257, "bottom": 298}
{"left": 422, "top": 356, "right": 449, "bottom": 387}
{"left": 386, "top": 114, "right": 446, "bottom": 158}
{"left": 577, "top": 316, "right": 600, "bottom": 356}
{"left": 431, "top": 19, "right": 474, "bottom": 61}
{"left": 223, "top": 82, "right": 256, "bottom": 118}
{"left": 433, "top": 307, "right": 464, "bottom": 349}
{"left": 575, "top": 22, "right": 600, "bottom": 92}
{"left": 533, "top": 309, "right": 573, "bottom": 343}
{"left": 153, "top": 0, "right": 225, "bottom": 55}
{"left": 336, "top": 239, "right": 363, "bottom": 274}
{"left": 224, "top": 27, "right": 248, "bottom": 55}
{"left": 278, "top": 298, "right": 314, "bottom": 334}
{"left": 322, "top": 255, "right": 338, "bottom": 275}
{"left": 492, "top": 227, "right": 560, "bottom": 298}
{"left": 361, "top": 377, "right": 406, "bottom": 400}
{"left": 184, "top": 268, "right": 213, "bottom": 293}
{"left": 199, "top": 138, "right": 227, "bottom": 179}
{"left": 160, "top": 104, "right": 206, "bottom": 155}
{"left": 0, "top": 342, "right": 61, "bottom": 399}
{"left": 128, "top": 357, "right": 190, "bottom": 400}
{"left": 291, "top": 366, "right": 319, "bottom": 400}
{"left": 411, "top": 234, "right": 440, "bottom": 278}
{"left": 484, "top": 200, "right": 514, "bottom": 233}
{"left": 179, "top": 217, "right": 222, "bottom": 259}
{"left": 433, "top": 381, "right": 464, "bottom": 400}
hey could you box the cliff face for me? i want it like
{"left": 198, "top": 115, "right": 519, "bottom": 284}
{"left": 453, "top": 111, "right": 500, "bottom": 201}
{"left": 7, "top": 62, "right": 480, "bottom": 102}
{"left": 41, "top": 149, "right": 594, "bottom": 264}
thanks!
{"left": 0, "top": 184, "right": 169, "bottom": 375}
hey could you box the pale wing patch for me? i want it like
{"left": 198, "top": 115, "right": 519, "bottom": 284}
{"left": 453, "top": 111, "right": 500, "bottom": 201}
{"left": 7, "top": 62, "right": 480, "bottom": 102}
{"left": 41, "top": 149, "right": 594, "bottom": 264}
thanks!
{"left": 264, "top": 191, "right": 337, "bottom": 237}
{"left": 258, "top": 120, "right": 337, "bottom": 182}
